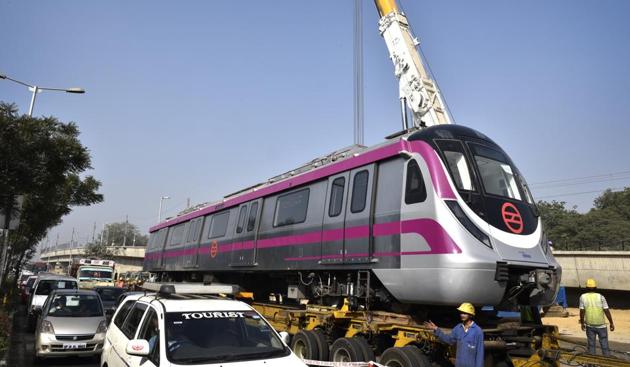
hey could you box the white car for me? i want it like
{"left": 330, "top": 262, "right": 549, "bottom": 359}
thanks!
{"left": 101, "top": 284, "right": 307, "bottom": 367}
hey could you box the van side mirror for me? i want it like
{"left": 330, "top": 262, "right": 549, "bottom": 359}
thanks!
{"left": 126, "top": 339, "right": 150, "bottom": 357}
{"left": 279, "top": 331, "right": 291, "bottom": 345}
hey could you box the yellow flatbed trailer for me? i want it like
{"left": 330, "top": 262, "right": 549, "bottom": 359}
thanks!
{"left": 249, "top": 300, "right": 630, "bottom": 367}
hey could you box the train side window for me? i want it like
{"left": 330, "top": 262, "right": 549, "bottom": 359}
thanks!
{"left": 329, "top": 177, "right": 345, "bottom": 217}
{"left": 236, "top": 206, "right": 248, "bottom": 234}
{"left": 209, "top": 211, "right": 230, "bottom": 239}
{"left": 405, "top": 160, "right": 427, "bottom": 204}
{"left": 169, "top": 223, "right": 185, "bottom": 247}
{"left": 247, "top": 202, "right": 259, "bottom": 232}
{"left": 274, "top": 188, "right": 310, "bottom": 227}
{"left": 350, "top": 170, "right": 369, "bottom": 213}
{"left": 435, "top": 140, "right": 475, "bottom": 191}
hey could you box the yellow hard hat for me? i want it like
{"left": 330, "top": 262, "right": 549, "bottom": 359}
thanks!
{"left": 457, "top": 302, "right": 476, "bottom": 316}
{"left": 586, "top": 278, "right": 597, "bottom": 288}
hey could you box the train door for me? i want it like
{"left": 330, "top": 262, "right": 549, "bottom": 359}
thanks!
{"left": 343, "top": 164, "right": 375, "bottom": 263}
{"left": 230, "top": 200, "right": 260, "bottom": 266}
{"left": 183, "top": 217, "right": 203, "bottom": 268}
{"left": 155, "top": 228, "right": 168, "bottom": 269}
{"left": 321, "top": 172, "right": 350, "bottom": 264}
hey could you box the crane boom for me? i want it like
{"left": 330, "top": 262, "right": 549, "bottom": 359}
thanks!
{"left": 374, "top": 0, "right": 452, "bottom": 128}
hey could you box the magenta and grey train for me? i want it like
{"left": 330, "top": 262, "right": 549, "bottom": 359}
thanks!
{"left": 144, "top": 125, "right": 560, "bottom": 308}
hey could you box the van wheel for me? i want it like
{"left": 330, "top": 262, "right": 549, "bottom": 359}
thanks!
{"left": 402, "top": 345, "right": 432, "bottom": 367}
{"left": 290, "top": 330, "right": 319, "bottom": 360}
{"left": 380, "top": 347, "right": 418, "bottom": 367}
{"left": 330, "top": 337, "right": 362, "bottom": 362}
{"left": 353, "top": 336, "right": 375, "bottom": 361}
{"left": 312, "top": 329, "right": 329, "bottom": 361}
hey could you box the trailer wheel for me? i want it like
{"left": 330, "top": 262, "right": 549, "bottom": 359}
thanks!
{"left": 330, "top": 337, "right": 362, "bottom": 362}
{"left": 312, "top": 329, "right": 330, "bottom": 361}
{"left": 380, "top": 347, "right": 418, "bottom": 367}
{"left": 353, "top": 336, "right": 375, "bottom": 361}
{"left": 291, "top": 330, "right": 320, "bottom": 360}
{"left": 402, "top": 345, "right": 431, "bottom": 367}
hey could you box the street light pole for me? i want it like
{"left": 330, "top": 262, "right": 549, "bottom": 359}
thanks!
{"left": 158, "top": 196, "right": 170, "bottom": 223}
{"left": 0, "top": 72, "right": 85, "bottom": 116}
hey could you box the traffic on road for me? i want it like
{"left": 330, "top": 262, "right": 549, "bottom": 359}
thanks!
{"left": 10, "top": 273, "right": 307, "bottom": 367}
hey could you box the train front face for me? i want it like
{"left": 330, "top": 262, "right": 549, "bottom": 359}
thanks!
{"left": 383, "top": 125, "right": 560, "bottom": 307}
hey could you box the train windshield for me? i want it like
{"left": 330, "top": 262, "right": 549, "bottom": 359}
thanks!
{"left": 436, "top": 140, "right": 534, "bottom": 204}
{"left": 470, "top": 144, "right": 523, "bottom": 201}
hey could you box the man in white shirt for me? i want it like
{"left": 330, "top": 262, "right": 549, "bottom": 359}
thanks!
{"left": 579, "top": 278, "right": 615, "bottom": 356}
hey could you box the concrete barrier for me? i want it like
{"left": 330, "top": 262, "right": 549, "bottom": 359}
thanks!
{"left": 553, "top": 251, "right": 630, "bottom": 291}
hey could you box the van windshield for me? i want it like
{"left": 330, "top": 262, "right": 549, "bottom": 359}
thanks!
{"left": 79, "top": 269, "right": 113, "bottom": 281}
{"left": 35, "top": 280, "right": 78, "bottom": 295}
{"left": 165, "top": 310, "right": 288, "bottom": 364}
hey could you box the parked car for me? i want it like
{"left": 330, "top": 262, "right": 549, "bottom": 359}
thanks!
{"left": 34, "top": 289, "right": 108, "bottom": 361}
{"left": 101, "top": 283, "right": 306, "bottom": 367}
{"left": 28, "top": 274, "right": 78, "bottom": 331}
{"left": 93, "top": 286, "right": 126, "bottom": 317}
{"left": 20, "top": 275, "right": 38, "bottom": 304}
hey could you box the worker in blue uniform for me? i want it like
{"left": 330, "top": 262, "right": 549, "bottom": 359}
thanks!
{"left": 424, "top": 303, "right": 484, "bottom": 367}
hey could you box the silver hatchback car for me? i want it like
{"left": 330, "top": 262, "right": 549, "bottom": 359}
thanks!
{"left": 34, "top": 289, "right": 108, "bottom": 360}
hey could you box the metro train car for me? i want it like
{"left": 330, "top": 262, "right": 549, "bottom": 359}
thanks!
{"left": 144, "top": 125, "right": 560, "bottom": 308}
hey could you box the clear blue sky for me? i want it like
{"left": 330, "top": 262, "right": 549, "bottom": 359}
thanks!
{"left": 1, "top": 1, "right": 629, "bottom": 247}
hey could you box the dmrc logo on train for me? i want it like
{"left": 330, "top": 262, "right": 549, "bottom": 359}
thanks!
{"left": 501, "top": 202, "right": 523, "bottom": 234}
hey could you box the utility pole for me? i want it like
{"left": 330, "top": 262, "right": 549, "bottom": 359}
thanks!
{"left": 92, "top": 222, "right": 96, "bottom": 242}
{"left": 353, "top": 0, "right": 364, "bottom": 146}
{"left": 123, "top": 215, "right": 128, "bottom": 247}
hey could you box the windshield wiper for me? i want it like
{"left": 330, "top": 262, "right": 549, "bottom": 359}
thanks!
{"left": 175, "top": 354, "right": 239, "bottom": 364}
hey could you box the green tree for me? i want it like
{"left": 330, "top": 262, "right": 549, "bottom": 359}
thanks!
{"left": 84, "top": 242, "right": 118, "bottom": 259}
{"left": 0, "top": 102, "right": 103, "bottom": 287}
{"left": 95, "top": 222, "right": 148, "bottom": 247}
{"left": 538, "top": 188, "right": 630, "bottom": 251}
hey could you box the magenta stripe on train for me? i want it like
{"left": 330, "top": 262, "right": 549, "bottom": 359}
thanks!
{"left": 146, "top": 218, "right": 461, "bottom": 261}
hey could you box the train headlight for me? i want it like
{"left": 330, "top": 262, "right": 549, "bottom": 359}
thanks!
{"left": 445, "top": 200, "right": 492, "bottom": 249}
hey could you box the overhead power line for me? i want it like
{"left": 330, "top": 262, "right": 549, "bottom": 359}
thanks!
{"left": 530, "top": 170, "right": 630, "bottom": 187}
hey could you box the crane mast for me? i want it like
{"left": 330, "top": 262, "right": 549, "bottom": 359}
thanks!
{"left": 373, "top": 0, "right": 452, "bottom": 128}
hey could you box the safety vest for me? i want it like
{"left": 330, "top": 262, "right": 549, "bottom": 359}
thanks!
{"left": 582, "top": 292, "right": 606, "bottom": 326}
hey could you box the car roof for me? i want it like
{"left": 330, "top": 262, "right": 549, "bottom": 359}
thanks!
{"left": 136, "top": 295, "right": 254, "bottom": 313}
{"left": 36, "top": 274, "right": 77, "bottom": 282}
{"left": 51, "top": 289, "right": 98, "bottom": 296}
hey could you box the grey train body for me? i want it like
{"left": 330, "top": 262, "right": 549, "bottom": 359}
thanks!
{"left": 145, "top": 125, "right": 561, "bottom": 308}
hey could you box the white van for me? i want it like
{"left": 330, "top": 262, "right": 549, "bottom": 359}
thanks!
{"left": 101, "top": 284, "right": 306, "bottom": 367}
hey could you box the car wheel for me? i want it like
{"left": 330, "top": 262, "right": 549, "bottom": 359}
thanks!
{"left": 290, "top": 330, "right": 320, "bottom": 360}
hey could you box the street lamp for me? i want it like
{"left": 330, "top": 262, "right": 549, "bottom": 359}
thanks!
{"left": 0, "top": 72, "right": 85, "bottom": 116}
{"left": 158, "top": 196, "right": 170, "bottom": 223}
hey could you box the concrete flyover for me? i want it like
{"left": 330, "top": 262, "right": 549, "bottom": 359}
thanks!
{"left": 39, "top": 246, "right": 146, "bottom": 275}
{"left": 553, "top": 250, "right": 630, "bottom": 291}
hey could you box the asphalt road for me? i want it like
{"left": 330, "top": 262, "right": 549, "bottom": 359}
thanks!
{"left": 4, "top": 306, "right": 98, "bottom": 367}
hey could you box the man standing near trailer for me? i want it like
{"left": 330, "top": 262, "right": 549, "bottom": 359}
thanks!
{"left": 424, "top": 303, "right": 484, "bottom": 367}
{"left": 580, "top": 278, "right": 615, "bottom": 356}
